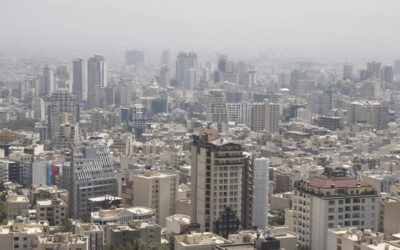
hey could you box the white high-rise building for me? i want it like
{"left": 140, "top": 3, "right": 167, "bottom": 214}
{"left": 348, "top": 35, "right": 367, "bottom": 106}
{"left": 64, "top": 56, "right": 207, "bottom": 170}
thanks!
{"left": 206, "top": 89, "right": 228, "bottom": 132}
{"left": 87, "top": 55, "right": 107, "bottom": 108}
{"left": 73, "top": 58, "right": 87, "bottom": 102}
{"left": 252, "top": 157, "right": 269, "bottom": 230}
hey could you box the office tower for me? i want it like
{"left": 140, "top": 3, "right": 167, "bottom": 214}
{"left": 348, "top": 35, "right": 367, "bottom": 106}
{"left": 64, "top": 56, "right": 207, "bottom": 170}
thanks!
{"left": 311, "top": 90, "right": 332, "bottom": 115}
{"left": 218, "top": 55, "right": 227, "bottom": 73}
{"left": 159, "top": 66, "right": 170, "bottom": 88}
{"left": 361, "top": 102, "right": 389, "bottom": 130}
{"left": 265, "top": 101, "right": 280, "bottom": 133}
{"left": 125, "top": 50, "right": 144, "bottom": 67}
{"left": 175, "top": 51, "right": 197, "bottom": 88}
{"left": 343, "top": 65, "right": 353, "bottom": 80}
{"left": 161, "top": 50, "right": 170, "bottom": 65}
{"left": 87, "top": 55, "right": 107, "bottom": 108}
{"left": 247, "top": 68, "right": 257, "bottom": 87}
{"left": 236, "top": 61, "right": 248, "bottom": 85}
{"left": 40, "top": 65, "right": 55, "bottom": 96}
{"left": 132, "top": 171, "right": 178, "bottom": 227}
{"left": 394, "top": 59, "right": 400, "bottom": 75}
{"left": 91, "top": 109, "right": 103, "bottom": 133}
{"left": 206, "top": 89, "right": 228, "bottom": 132}
{"left": 72, "top": 58, "right": 87, "bottom": 102}
{"left": 252, "top": 157, "right": 269, "bottom": 230}
{"left": 69, "top": 144, "right": 117, "bottom": 218}
{"left": 52, "top": 113, "right": 78, "bottom": 149}
{"left": 367, "top": 61, "right": 381, "bottom": 79}
{"left": 191, "top": 126, "right": 252, "bottom": 233}
{"left": 292, "top": 169, "right": 379, "bottom": 250}
{"left": 48, "top": 89, "right": 78, "bottom": 139}
{"left": 381, "top": 65, "right": 393, "bottom": 83}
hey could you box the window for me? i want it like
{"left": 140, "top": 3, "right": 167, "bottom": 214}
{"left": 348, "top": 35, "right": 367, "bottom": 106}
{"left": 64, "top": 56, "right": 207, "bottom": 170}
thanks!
{"left": 329, "top": 200, "right": 335, "bottom": 205}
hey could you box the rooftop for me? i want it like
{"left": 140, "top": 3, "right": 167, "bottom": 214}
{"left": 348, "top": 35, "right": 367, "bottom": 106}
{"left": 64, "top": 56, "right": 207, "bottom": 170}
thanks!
{"left": 308, "top": 176, "right": 370, "bottom": 189}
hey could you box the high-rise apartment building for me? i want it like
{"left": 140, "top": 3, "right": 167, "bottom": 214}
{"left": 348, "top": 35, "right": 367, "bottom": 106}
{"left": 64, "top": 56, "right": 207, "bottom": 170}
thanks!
{"left": 266, "top": 101, "right": 280, "bottom": 133}
{"left": 191, "top": 126, "right": 253, "bottom": 233}
{"left": 250, "top": 100, "right": 280, "bottom": 133}
{"left": 292, "top": 169, "right": 379, "bottom": 250}
{"left": 73, "top": 58, "right": 87, "bottom": 102}
{"left": 87, "top": 55, "right": 107, "bottom": 108}
{"left": 206, "top": 89, "right": 228, "bottom": 132}
{"left": 69, "top": 144, "right": 117, "bottom": 218}
{"left": 132, "top": 171, "right": 178, "bottom": 227}
{"left": 48, "top": 89, "right": 78, "bottom": 139}
{"left": 252, "top": 157, "right": 269, "bottom": 230}
{"left": 91, "top": 109, "right": 103, "bottom": 133}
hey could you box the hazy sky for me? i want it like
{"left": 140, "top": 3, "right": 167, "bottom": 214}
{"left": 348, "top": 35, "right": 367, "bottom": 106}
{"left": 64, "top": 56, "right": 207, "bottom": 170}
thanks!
{"left": 1, "top": 0, "right": 400, "bottom": 57}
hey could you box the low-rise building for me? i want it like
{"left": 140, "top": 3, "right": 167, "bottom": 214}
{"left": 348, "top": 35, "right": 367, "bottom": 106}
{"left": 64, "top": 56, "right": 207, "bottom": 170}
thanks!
{"left": 36, "top": 198, "right": 67, "bottom": 226}
{"left": 75, "top": 222, "right": 104, "bottom": 250}
{"left": 166, "top": 214, "right": 191, "bottom": 235}
{"left": 170, "top": 232, "right": 228, "bottom": 250}
{"left": 37, "top": 233, "right": 89, "bottom": 250}
{"left": 91, "top": 206, "right": 156, "bottom": 226}
{"left": 105, "top": 220, "right": 161, "bottom": 246}
{"left": 0, "top": 220, "right": 49, "bottom": 250}
{"left": 6, "top": 194, "right": 29, "bottom": 219}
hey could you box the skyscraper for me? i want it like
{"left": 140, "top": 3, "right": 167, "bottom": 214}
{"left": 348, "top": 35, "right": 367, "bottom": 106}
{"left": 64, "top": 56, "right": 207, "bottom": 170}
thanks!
{"left": 381, "top": 65, "right": 393, "bottom": 83}
{"left": 252, "top": 157, "right": 269, "bottom": 230}
{"left": 48, "top": 89, "right": 78, "bottom": 139}
{"left": 394, "top": 59, "right": 400, "bottom": 75}
{"left": 69, "top": 144, "right": 117, "bottom": 218}
{"left": 343, "top": 65, "right": 353, "bottom": 80}
{"left": 159, "top": 66, "right": 170, "bottom": 88}
{"left": 125, "top": 50, "right": 144, "bottom": 67}
{"left": 206, "top": 89, "right": 228, "bottom": 132}
{"left": 367, "top": 61, "right": 381, "bottom": 79}
{"left": 175, "top": 51, "right": 197, "bottom": 88}
{"left": 161, "top": 50, "right": 170, "bottom": 65}
{"left": 191, "top": 126, "right": 253, "bottom": 233}
{"left": 72, "top": 58, "right": 87, "bottom": 102}
{"left": 87, "top": 55, "right": 107, "bottom": 108}
{"left": 40, "top": 65, "right": 55, "bottom": 96}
